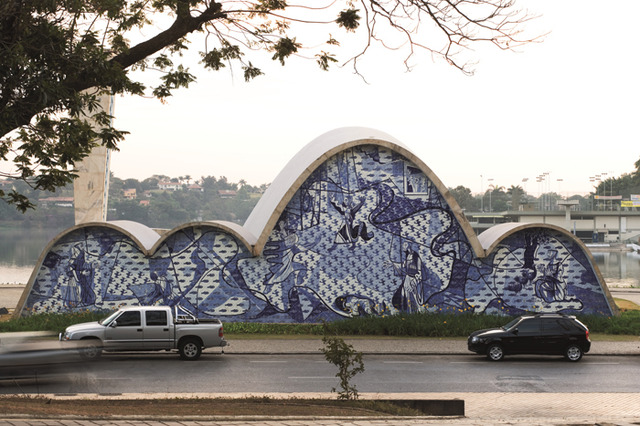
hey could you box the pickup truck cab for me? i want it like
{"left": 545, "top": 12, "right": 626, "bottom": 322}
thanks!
{"left": 60, "top": 306, "right": 227, "bottom": 360}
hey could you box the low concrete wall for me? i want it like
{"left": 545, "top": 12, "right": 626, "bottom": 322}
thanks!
{"left": 382, "top": 399, "right": 465, "bottom": 416}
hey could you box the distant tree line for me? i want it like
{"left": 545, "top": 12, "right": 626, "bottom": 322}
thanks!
{"left": 2, "top": 157, "right": 639, "bottom": 230}
{"left": 107, "top": 174, "right": 267, "bottom": 228}
{"left": 0, "top": 179, "right": 75, "bottom": 228}
{"left": 450, "top": 158, "right": 640, "bottom": 213}
{"left": 0, "top": 174, "right": 267, "bottom": 230}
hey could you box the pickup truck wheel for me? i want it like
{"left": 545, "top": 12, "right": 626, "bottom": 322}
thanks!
{"left": 179, "top": 338, "right": 202, "bottom": 360}
{"left": 79, "top": 339, "right": 102, "bottom": 360}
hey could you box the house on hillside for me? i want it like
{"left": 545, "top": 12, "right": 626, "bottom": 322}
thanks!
{"left": 123, "top": 188, "right": 137, "bottom": 199}
{"left": 39, "top": 197, "right": 74, "bottom": 208}
{"left": 158, "top": 181, "right": 181, "bottom": 191}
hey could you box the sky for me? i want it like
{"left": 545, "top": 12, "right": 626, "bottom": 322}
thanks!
{"left": 109, "top": 0, "right": 640, "bottom": 197}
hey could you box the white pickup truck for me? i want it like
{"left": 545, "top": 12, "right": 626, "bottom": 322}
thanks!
{"left": 59, "top": 305, "right": 227, "bottom": 360}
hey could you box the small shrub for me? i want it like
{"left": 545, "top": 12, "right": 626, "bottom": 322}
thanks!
{"left": 321, "top": 335, "right": 365, "bottom": 400}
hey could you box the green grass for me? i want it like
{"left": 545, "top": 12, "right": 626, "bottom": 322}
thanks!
{"left": 614, "top": 298, "right": 640, "bottom": 311}
{"left": 3, "top": 310, "right": 638, "bottom": 337}
{"left": 224, "top": 322, "right": 324, "bottom": 335}
{"left": 0, "top": 310, "right": 107, "bottom": 333}
{"left": 575, "top": 310, "right": 640, "bottom": 335}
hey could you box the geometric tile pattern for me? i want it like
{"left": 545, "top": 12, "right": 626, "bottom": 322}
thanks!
{"left": 20, "top": 144, "right": 615, "bottom": 320}
{"left": 469, "top": 229, "right": 612, "bottom": 316}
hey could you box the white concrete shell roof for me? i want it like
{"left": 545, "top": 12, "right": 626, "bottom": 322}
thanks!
{"left": 51, "top": 220, "right": 257, "bottom": 256}
{"left": 39, "top": 220, "right": 162, "bottom": 254}
{"left": 107, "top": 220, "right": 161, "bottom": 251}
{"left": 478, "top": 222, "right": 585, "bottom": 254}
{"left": 477, "top": 222, "right": 525, "bottom": 253}
{"left": 244, "top": 127, "right": 483, "bottom": 256}
{"left": 149, "top": 220, "right": 257, "bottom": 254}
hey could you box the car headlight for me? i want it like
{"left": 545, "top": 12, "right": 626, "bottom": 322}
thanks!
{"left": 470, "top": 336, "right": 483, "bottom": 344}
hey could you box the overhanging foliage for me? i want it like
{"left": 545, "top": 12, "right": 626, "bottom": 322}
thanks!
{"left": 1, "top": 0, "right": 535, "bottom": 211}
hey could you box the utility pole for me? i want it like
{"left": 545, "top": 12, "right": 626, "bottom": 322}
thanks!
{"left": 480, "top": 175, "right": 484, "bottom": 212}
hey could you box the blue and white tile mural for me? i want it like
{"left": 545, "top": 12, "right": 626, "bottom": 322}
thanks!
{"left": 18, "top": 133, "right": 615, "bottom": 319}
{"left": 470, "top": 229, "right": 611, "bottom": 315}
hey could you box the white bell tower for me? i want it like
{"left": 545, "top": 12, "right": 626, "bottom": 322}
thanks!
{"left": 73, "top": 93, "right": 113, "bottom": 224}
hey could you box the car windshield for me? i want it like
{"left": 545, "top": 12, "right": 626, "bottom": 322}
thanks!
{"left": 501, "top": 317, "right": 522, "bottom": 331}
{"left": 98, "top": 311, "right": 120, "bottom": 325}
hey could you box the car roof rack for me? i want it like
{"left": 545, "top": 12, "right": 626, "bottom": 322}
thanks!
{"left": 531, "top": 312, "right": 574, "bottom": 318}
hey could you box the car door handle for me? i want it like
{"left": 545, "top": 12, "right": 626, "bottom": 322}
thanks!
{"left": 137, "top": 329, "right": 143, "bottom": 332}
{"left": 163, "top": 328, "right": 169, "bottom": 332}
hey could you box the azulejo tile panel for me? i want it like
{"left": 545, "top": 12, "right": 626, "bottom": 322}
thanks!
{"left": 20, "top": 143, "right": 614, "bottom": 320}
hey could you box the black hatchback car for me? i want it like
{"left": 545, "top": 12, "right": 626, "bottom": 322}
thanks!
{"left": 467, "top": 313, "right": 591, "bottom": 362}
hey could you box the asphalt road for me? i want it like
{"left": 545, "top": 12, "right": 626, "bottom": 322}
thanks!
{"left": 609, "top": 287, "right": 640, "bottom": 305}
{"left": 1, "top": 353, "right": 638, "bottom": 395}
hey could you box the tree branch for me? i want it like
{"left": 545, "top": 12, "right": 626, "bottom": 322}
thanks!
{"left": 111, "top": 2, "right": 225, "bottom": 70}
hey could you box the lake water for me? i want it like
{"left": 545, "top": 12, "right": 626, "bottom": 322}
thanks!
{"left": 1, "top": 227, "right": 639, "bottom": 287}
{"left": 0, "top": 226, "right": 65, "bottom": 284}
{"left": 591, "top": 250, "right": 640, "bottom": 287}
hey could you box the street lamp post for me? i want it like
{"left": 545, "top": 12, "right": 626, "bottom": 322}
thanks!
{"left": 601, "top": 172, "right": 608, "bottom": 210}
{"left": 489, "top": 185, "right": 493, "bottom": 212}
{"left": 544, "top": 172, "right": 550, "bottom": 210}
{"left": 608, "top": 171, "right": 614, "bottom": 211}
{"left": 487, "top": 178, "right": 494, "bottom": 212}
{"left": 480, "top": 175, "right": 484, "bottom": 212}
{"left": 536, "top": 173, "right": 549, "bottom": 210}
{"left": 557, "top": 178, "right": 563, "bottom": 200}
{"left": 590, "top": 175, "right": 602, "bottom": 210}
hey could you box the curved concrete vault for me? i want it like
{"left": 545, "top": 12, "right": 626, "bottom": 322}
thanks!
{"left": 16, "top": 128, "right": 617, "bottom": 320}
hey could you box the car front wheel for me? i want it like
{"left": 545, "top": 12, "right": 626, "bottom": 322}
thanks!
{"left": 487, "top": 343, "right": 504, "bottom": 361}
{"left": 565, "top": 345, "right": 583, "bottom": 362}
{"left": 179, "top": 338, "right": 202, "bottom": 361}
{"left": 78, "top": 338, "right": 102, "bottom": 361}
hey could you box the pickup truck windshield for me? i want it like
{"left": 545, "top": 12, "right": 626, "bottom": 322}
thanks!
{"left": 99, "top": 310, "right": 120, "bottom": 325}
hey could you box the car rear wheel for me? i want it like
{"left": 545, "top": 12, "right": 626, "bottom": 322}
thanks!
{"left": 565, "top": 345, "right": 583, "bottom": 362}
{"left": 179, "top": 338, "right": 202, "bottom": 361}
{"left": 486, "top": 343, "right": 504, "bottom": 361}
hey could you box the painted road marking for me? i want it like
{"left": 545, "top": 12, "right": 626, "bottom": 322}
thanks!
{"left": 289, "top": 376, "right": 334, "bottom": 379}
